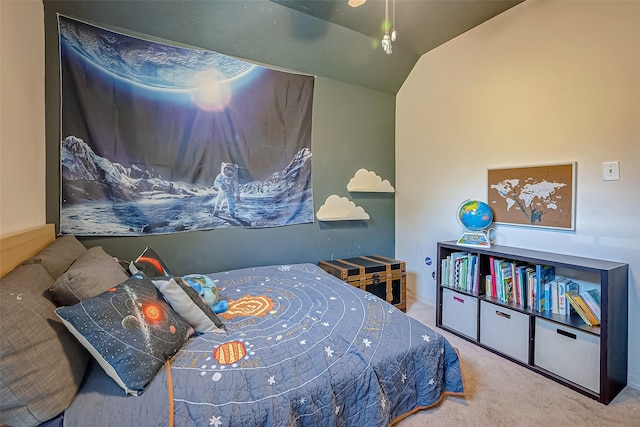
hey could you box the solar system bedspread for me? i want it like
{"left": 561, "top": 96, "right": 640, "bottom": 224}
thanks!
{"left": 63, "top": 263, "right": 464, "bottom": 426}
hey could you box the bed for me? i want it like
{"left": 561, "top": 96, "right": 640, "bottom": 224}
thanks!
{"left": 0, "top": 225, "right": 465, "bottom": 427}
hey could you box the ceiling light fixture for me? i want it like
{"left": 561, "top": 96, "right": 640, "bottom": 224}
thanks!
{"left": 381, "top": 0, "right": 396, "bottom": 54}
{"left": 348, "top": 0, "right": 366, "bottom": 8}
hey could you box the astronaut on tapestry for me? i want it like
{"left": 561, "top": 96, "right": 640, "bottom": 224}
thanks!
{"left": 213, "top": 162, "right": 240, "bottom": 218}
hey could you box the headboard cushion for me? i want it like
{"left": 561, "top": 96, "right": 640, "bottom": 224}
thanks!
{"left": 0, "top": 263, "right": 90, "bottom": 427}
{"left": 49, "top": 246, "right": 129, "bottom": 307}
{"left": 22, "top": 235, "right": 87, "bottom": 279}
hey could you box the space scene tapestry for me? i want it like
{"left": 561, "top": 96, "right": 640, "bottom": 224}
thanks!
{"left": 58, "top": 15, "right": 314, "bottom": 236}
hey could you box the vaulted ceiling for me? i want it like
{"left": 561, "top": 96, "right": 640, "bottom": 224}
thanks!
{"left": 271, "top": 0, "right": 523, "bottom": 56}
{"left": 44, "top": 0, "right": 523, "bottom": 94}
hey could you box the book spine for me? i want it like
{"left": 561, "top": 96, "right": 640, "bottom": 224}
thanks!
{"left": 580, "top": 290, "right": 601, "bottom": 322}
{"left": 485, "top": 275, "right": 492, "bottom": 298}
{"left": 565, "top": 292, "right": 594, "bottom": 326}
{"left": 557, "top": 280, "right": 567, "bottom": 315}
{"left": 442, "top": 257, "right": 449, "bottom": 286}
{"left": 575, "top": 294, "right": 600, "bottom": 325}
{"left": 550, "top": 280, "right": 559, "bottom": 314}
{"left": 489, "top": 257, "right": 496, "bottom": 299}
{"left": 544, "top": 282, "right": 551, "bottom": 312}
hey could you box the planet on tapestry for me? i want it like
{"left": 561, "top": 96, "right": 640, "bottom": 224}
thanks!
{"left": 58, "top": 15, "right": 314, "bottom": 235}
{"left": 456, "top": 200, "right": 496, "bottom": 248}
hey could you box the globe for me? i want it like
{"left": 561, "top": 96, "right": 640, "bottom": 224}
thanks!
{"left": 458, "top": 200, "right": 494, "bottom": 232}
{"left": 182, "top": 274, "right": 218, "bottom": 302}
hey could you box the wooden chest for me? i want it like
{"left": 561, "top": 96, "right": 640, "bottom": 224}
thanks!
{"left": 318, "top": 255, "right": 406, "bottom": 312}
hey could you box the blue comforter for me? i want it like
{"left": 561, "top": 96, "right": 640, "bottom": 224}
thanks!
{"left": 64, "top": 263, "right": 464, "bottom": 426}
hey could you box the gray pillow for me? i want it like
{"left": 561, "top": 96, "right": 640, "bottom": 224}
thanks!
{"left": 152, "top": 276, "right": 226, "bottom": 334}
{"left": 50, "top": 246, "right": 129, "bottom": 307}
{"left": 22, "top": 235, "right": 87, "bottom": 279}
{"left": 0, "top": 263, "right": 89, "bottom": 427}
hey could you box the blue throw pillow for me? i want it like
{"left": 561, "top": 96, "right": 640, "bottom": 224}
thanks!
{"left": 55, "top": 274, "right": 193, "bottom": 395}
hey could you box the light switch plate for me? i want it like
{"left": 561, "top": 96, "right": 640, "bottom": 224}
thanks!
{"left": 603, "top": 161, "right": 620, "bottom": 181}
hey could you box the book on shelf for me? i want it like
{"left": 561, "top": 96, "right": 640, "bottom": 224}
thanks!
{"left": 485, "top": 275, "right": 492, "bottom": 298}
{"left": 565, "top": 281, "right": 579, "bottom": 315}
{"left": 580, "top": 288, "right": 602, "bottom": 322}
{"left": 526, "top": 268, "right": 536, "bottom": 310}
{"left": 501, "top": 263, "right": 515, "bottom": 304}
{"left": 547, "top": 276, "right": 571, "bottom": 315}
{"left": 535, "top": 264, "right": 555, "bottom": 312}
{"left": 550, "top": 279, "right": 559, "bottom": 314}
{"left": 489, "top": 257, "right": 497, "bottom": 299}
{"left": 517, "top": 265, "right": 531, "bottom": 307}
{"left": 555, "top": 277, "right": 572, "bottom": 316}
{"left": 444, "top": 251, "right": 481, "bottom": 292}
{"left": 565, "top": 290, "right": 600, "bottom": 326}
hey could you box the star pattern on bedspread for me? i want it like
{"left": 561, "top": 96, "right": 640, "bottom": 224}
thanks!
{"left": 147, "top": 264, "right": 464, "bottom": 426}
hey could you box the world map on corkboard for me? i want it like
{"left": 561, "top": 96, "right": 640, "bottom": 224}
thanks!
{"left": 487, "top": 163, "right": 576, "bottom": 230}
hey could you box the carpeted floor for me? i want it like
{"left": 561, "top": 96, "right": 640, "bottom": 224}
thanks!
{"left": 398, "top": 292, "right": 640, "bottom": 427}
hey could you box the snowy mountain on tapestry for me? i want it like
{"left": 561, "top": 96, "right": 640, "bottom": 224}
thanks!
{"left": 58, "top": 16, "right": 314, "bottom": 235}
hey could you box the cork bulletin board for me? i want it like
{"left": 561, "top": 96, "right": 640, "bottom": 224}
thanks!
{"left": 487, "top": 163, "right": 576, "bottom": 230}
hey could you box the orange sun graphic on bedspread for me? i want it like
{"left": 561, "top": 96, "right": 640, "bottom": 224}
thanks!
{"left": 218, "top": 295, "right": 275, "bottom": 320}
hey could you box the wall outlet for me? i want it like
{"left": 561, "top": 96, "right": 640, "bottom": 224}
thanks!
{"left": 602, "top": 161, "right": 620, "bottom": 181}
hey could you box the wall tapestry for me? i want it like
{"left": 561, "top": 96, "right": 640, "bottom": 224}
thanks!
{"left": 58, "top": 15, "right": 314, "bottom": 236}
{"left": 487, "top": 162, "right": 576, "bottom": 230}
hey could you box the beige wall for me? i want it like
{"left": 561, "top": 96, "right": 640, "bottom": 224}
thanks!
{"left": 0, "top": 0, "right": 46, "bottom": 236}
{"left": 396, "top": 0, "right": 640, "bottom": 387}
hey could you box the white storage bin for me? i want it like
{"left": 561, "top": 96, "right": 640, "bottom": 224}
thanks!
{"left": 480, "top": 301, "right": 530, "bottom": 363}
{"left": 534, "top": 317, "right": 600, "bottom": 393}
{"left": 441, "top": 288, "right": 478, "bottom": 340}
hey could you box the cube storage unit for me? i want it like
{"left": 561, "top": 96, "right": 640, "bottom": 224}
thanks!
{"left": 436, "top": 241, "right": 628, "bottom": 404}
{"left": 318, "top": 255, "right": 406, "bottom": 312}
{"left": 480, "top": 301, "right": 530, "bottom": 364}
{"left": 441, "top": 288, "right": 478, "bottom": 340}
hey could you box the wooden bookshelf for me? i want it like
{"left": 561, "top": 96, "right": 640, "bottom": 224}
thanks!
{"left": 436, "top": 241, "right": 628, "bottom": 404}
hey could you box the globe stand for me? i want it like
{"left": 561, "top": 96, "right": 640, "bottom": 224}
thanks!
{"left": 457, "top": 231, "right": 492, "bottom": 248}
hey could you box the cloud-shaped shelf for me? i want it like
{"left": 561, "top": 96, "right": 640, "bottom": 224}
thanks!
{"left": 316, "top": 195, "right": 370, "bottom": 221}
{"left": 347, "top": 168, "right": 395, "bottom": 192}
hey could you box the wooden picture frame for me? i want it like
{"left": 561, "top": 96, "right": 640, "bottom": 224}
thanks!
{"left": 487, "top": 162, "right": 576, "bottom": 230}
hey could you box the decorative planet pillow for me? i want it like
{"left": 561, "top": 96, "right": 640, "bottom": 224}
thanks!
{"left": 129, "top": 247, "right": 172, "bottom": 278}
{"left": 55, "top": 274, "right": 193, "bottom": 396}
{"left": 152, "top": 276, "right": 226, "bottom": 334}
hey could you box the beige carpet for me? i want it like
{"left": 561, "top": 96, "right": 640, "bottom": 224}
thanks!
{"left": 398, "top": 293, "right": 640, "bottom": 427}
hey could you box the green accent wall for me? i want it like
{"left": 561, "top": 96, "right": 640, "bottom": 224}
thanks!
{"left": 43, "top": 0, "right": 397, "bottom": 274}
